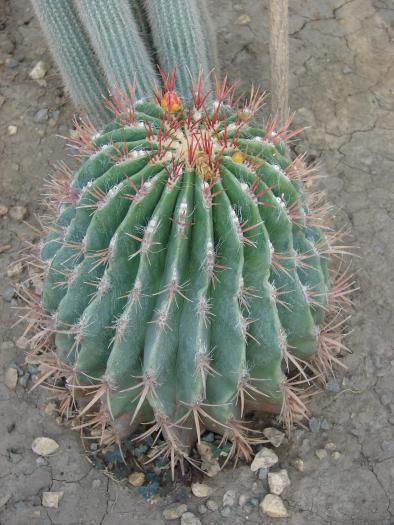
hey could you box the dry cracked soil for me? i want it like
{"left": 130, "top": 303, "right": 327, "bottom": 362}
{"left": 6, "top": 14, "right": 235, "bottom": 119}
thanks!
{"left": 0, "top": 0, "right": 393, "bottom": 524}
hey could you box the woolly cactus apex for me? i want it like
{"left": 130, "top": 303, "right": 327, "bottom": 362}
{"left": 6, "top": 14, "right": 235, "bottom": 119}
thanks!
{"left": 23, "top": 72, "right": 353, "bottom": 475}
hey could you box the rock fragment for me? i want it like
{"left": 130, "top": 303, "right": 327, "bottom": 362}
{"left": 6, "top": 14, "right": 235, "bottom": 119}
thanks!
{"left": 315, "top": 449, "right": 328, "bottom": 460}
{"left": 206, "top": 499, "right": 218, "bottom": 511}
{"left": 29, "top": 60, "right": 48, "bottom": 80}
{"left": 9, "top": 205, "right": 28, "bottom": 221}
{"left": 263, "top": 427, "right": 285, "bottom": 448}
{"left": 260, "top": 494, "right": 288, "bottom": 518}
{"left": 197, "top": 442, "right": 220, "bottom": 477}
{"left": 223, "top": 489, "right": 236, "bottom": 506}
{"left": 163, "top": 503, "right": 188, "bottom": 520}
{"left": 42, "top": 491, "right": 64, "bottom": 509}
{"left": 31, "top": 437, "right": 59, "bottom": 456}
{"left": 250, "top": 447, "right": 278, "bottom": 471}
{"left": 5, "top": 367, "right": 18, "bottom": 390}
{"left": 128, "top": 472, "right": 145, "bottom": 487}
{"left": 181, "top": 512, "right": 202, "bottom": 525}
{"left": 8, "top": 125, "right": 17, "bottom": 136}
{"left": 268, "top": 469, "right": 290, "bottom": 495}
{"left": 7, "top": 262, "right": 23, "bottom": 278}
{"left": 191, "top": 482, "right": 212, "bottom": 498}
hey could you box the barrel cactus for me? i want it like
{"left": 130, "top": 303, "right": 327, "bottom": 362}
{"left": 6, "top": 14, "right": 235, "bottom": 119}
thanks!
{"left": 25, "top": 72, "right": 352, "bottom": 472}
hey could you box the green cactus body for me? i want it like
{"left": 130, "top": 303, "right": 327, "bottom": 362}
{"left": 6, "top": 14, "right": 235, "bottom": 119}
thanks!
{"left": 32, "top": 76, "right": 351, "bottom": 468}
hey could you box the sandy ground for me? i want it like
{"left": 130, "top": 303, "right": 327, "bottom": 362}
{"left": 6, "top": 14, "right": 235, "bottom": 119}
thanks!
{"left": 0, "top": 0, "right": 393, "bottom": 524}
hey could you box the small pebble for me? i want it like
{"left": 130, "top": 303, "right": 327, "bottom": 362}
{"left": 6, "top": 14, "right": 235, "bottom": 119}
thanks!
{"left": 9, "top": 205, "right": 28, "bottom": 221}
{"left": 238, "top": 494, "right": 249, "bottom": 506}
{"left": 163, "top": 503, "right": 188, "bottom": 520}
{"left": 7, "top": 262, "right": 23, "bottom": 278}
{"left": 42, "top": 491, "right": 63, "bottom": 509}
{"left": 92, "top": 479, "right": 101, "bottom": 488}
{"left": 309, "top": 417, "right": 321, "bottom": 433}
{"left": 198, "top": 504, "right": 207, "bottom": 514}
{"left": 268, "top": 469, "right": 291, "bottom": 496}
{"left": 191, "top": 482, "right": 212, "bottom": 498}
{"left": 250, "top": 447, "right": 278, "bottom": 472}
{"left": 260, "top": 494, "right": 288, "bottom": 518}
{"left": 223, "top": 489, "right": 236, "bottom": 506}
{"left": 321, "top": 419, "right": 330, "bottom": 430}
{"left": 237, "top": 14, "right": 251, "bottom": 24}
{"left": 258, "top": 467, "right": 269, "bottom": 480}
{"left": 293, "top": 458, "right": 304, "bottom": 472}
{"left": 5, "top": 58, "right": 18, "bottom": 69}
{"left": 8, "top": 125, "right": 17, "bottom": 136}
{"left": 315, "top": 449, "right": 328, "bottom": 460}
{"left": 206, "top": 499, "right": 219, "bottom": 511}
{"left": 35, "top": 457, "right": 47, "bottom": 466}
{"left": 263, "top": 427, "right": 285, "bottom": 448}
{"left": 0, "top": 493, "right": 11, "bottom": 509}
{"left": 220, "top": 507, "right": 231, "bottom": 517}
{"left": 325, "top": 442, "right": 336, "bottom": 451}
{"left": 181, "top": 512, "right": 202, "bottom": 525}
{"left": 29, "top": 60, "right": 48, "bottom": 80}
{"left": 325, "top": 379, "right": 340, "bottom": 393}
{"left": 34, "top": 108, "right": 49, "bottom": 123}
{"left": 5, "top": 367, "right": 18, "bottom": 390}
{"left": 332, "top": 451, "right": 341, "bottom": 460}
{"left": 2, "top": 287, "right": 16, "bottom": 302}
{"left": 0, "top": 205, "right": 8, "bottom": 216}
{"left": 31, "top": 437, "right": 59, "bottom": 456}
{"left": 197, "top": 442, "right": 220, "bottom": 477}
{"left": 128, "top": 472, "right": 145, "bottom": 487}
{"left": 202, "top": 432, "right": 215, "bottom": 443}
{"left": 19, "top": 372, "right": 30, "bottom": 388}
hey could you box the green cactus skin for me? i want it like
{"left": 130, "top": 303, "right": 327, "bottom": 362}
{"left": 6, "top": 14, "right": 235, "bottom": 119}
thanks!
{"left": 27, "top": 74, "right": 352, "bottom": 472}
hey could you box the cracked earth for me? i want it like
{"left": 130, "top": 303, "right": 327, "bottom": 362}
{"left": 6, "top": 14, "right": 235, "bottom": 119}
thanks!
{"left": 0, "top": 0, "right": 393, "bottom": 524}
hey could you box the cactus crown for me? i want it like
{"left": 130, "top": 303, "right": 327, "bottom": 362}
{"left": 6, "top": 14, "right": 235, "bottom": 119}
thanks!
{"left": 24, "top": 70, "right": 352, "bottom": 475}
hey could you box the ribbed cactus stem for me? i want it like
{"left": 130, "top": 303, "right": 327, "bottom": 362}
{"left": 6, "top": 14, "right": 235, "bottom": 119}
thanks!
{"left": 145, "top": 0, "right": 214, "bottom": 97}
{"left": 76, "top": 0, "right": 158, "bottom": 98}
{"left": 24, "top": 75, "right": 353, "bottom": 476}
{"left": 31, "top": 0, "right": 110, "bottom": 125}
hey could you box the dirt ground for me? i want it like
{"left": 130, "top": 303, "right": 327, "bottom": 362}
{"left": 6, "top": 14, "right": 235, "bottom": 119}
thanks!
{"left": 1, "top": 0, "right": 393, "bottom": 524}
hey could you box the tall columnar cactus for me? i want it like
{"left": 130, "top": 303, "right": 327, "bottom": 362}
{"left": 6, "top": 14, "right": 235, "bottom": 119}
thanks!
{"left": 25, "top": 73, "right": 352, "bottom": 472}
{"left": 75, "top": 0, "right": 158, "bottom": 97}
{"left": 32, "top": 0, "right": 111, "bottom": 124}
{"left": 31, "top": 0, "right": 216, "bottom": 124}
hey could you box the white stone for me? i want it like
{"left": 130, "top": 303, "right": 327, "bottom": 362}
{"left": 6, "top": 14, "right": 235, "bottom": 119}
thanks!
{"left": 293, "top": 458, "right": 304, "bottom": 472}
{"left": 181, "top": 512, "right": 202, "bottom": 525}
{"left": 223, "top": 489, "right": 236, "bottom": 506}
{"left": 268, "top": 469, "right": 291, "bottom": 495}
{"left": 163, "top": 504, "right": 188, "bottom": 520}
{"left": 250, "top": 447, "right": 279, "bottom": 471}
{"left": 29, "top": 61, "right": 48, "bottom": 80}
{"left": 42, "top": 491, "right": 63, "bottom": 508}
{"left": 9, "top": 205, "right": 28, "bottom": 221}
{"left": 260, "top": 494, "right": 288, "bottom": 518}
{"left": 197, "top": 442, "right": 220, "bottom": 477}
{"left": 263, "top": 427, "right": 285, "bottom": 448}
{"left": 128, "top": 472, "right": 145, "bottom": 487}
{"left": 191, "top": 482, "right": 212, "bottom": 498}
{"left": 31, "top": 437, "right": 59, "bottom": 456}
{"left": 4, "top": 367, "right": 18, "bottom": 390}
{"left": 315, "top": 449, "right": 328, "bottom": 460}
{"left": 8, "top": 125, "right": 17, "bottom": 136}
{"left": 7, "top": 262, "right": 23, "bottom": 278}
